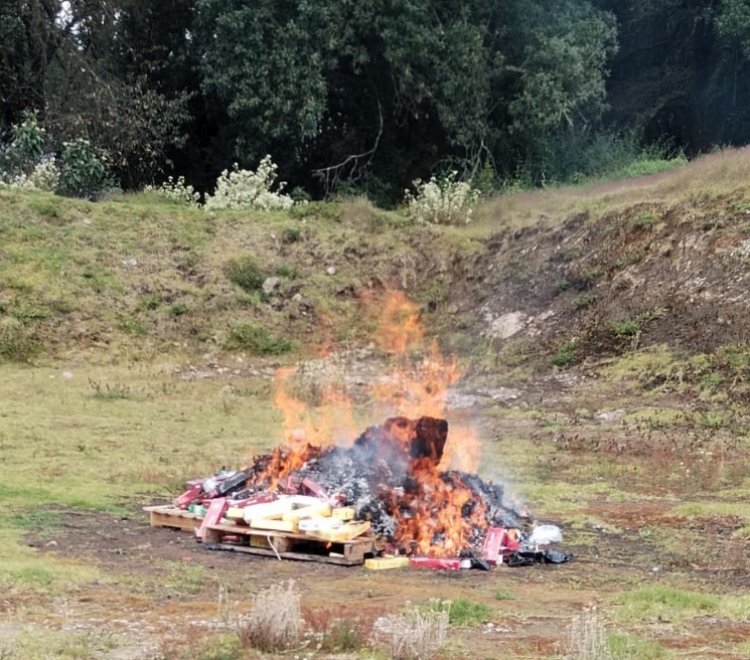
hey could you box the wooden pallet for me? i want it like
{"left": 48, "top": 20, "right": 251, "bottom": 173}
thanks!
{"left": 203, "top": 522, "right": 375, "bottom": 566}
{"left": 144, "top": 505, "right": 202, "bottom": 531}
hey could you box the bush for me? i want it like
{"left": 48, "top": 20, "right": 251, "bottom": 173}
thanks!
{"left": 0, "top": 318, "right": 37, "bottom": 362}
{"left": 404, "top": 171, "right": 479, "bottom": 225}
{"left": 225, "top": 256, "right": 265, "bottom": 292}
{"left": 237, "top": 580, "right": 301, "bottom": 652}
{"left": 552, "top": 340, "right": 577, "bottom": 368}
{"left": 0, "top": 114, "right": 45, "bottom": 181}
{"left": 205, "top": 156, "right": 294, "bottom": 212}
{"left": 8, "top": 157, "right": 59, "bottom": 193}
{"left": 145, "top": 176, "right": 200, "bottom": 207}
{"left": 226, "top": 324, "right": 293, "bottom": 355}
{"left": 58, "top": 139, "right": 114, "bottom": 199}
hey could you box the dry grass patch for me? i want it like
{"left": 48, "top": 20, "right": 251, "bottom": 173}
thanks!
{"left": 237, "top": 580, "right": 302, "bottom": 652}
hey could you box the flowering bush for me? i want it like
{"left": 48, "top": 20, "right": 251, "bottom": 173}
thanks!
{"left": 5, "top": 156, "right": 60, "bottom": 192}
{"left": 404, "top": 171, "right": 479, "bottom": 225}
{"left": 204, "top": 156, "right": 294, "bottom": 212}
{"left": 0, "top": 114, "right": 47, "bottom": 187}
{"left": 145, "top": 175, "right": 200, "bottom": 207}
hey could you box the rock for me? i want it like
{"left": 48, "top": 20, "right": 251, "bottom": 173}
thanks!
{"left": 480, "top": 386, "right": 522, "bottom": 403}
{"left": 292, "top": 292, "right": 303, "bottom": 302}
{"left": 61, "top": 370, "right": 73, "bottom": 380}
{"left": 595, "top": 409, "right": 626, "bottom": 423}
{"left": 262, "top": 276, "right": 281, "bottom": 294}
{"left": 122, "top": 257, "right": 139, "bottom": 269}
{"left": 488, "top": 311, "right": 528, "bottom": 339}
{"left": 326, "top": 266, "right": 337, "bottom": 276}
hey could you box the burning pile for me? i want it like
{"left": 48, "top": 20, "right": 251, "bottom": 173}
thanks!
{"left": 247, "top": 415, "right": 522, "bottom": 557}
{"left": 160, "top": 291, "right": 572, "bottom": 567}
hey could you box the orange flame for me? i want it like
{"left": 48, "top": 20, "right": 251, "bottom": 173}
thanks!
{"left": 259, "top": 289, "right": 485, "bottom": 555}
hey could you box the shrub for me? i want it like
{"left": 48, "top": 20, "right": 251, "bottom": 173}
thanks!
{"left": 7, "top": 156, "right": 59, "bottom": 193}
{"left": 58, "top": 139, "right": 114, "bottom": 199}
{"left": 145, "top": 176, "right": 200, "bottom": 207}
{"left": 0, "top": 114, "right": 45, "bottom": 180}
{"left": 204, "top": 156, "right": 294, "bottom": 212}
{"left": 372, "top": 608, "right": 449, "bottom": 660}
{"left": 237, "top": 580, "right": 301, "bottom": 652}
{"left": 0, "top": 318, "right": 37, "bottom": 362}
{"left": 225, "top": 256, "right": 265, "bottom": 292}
{"left": 226, "top": 324, "right": 293, "bottom": 355}
{"left": 553, "top": 340, "right": 577, "bottom": 367}
{"left": 404, "top": 171, "right": 479, "bottom": 225}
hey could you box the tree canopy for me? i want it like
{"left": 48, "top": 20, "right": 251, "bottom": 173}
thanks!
{"left": 3, "top": 0, "right": 750, "bottom": 200}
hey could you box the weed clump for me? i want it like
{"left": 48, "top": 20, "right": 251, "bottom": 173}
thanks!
{"left": 553, "top": 339, "right": 578, "bottom": 367}
{"left": 205, "top": 156, "right": 293, "bottom": 212}
{"left": 238, "top": 580, "right": 301, "bottom": 652}
{"left": 226, "top": 323, "right": 293, "bottom": 355}
{"left": 404, "top": 171, "right": 479, "bottom": 225}
{"left": 0, "top": 318, "right": 37, "bottom": 361}
{"left": 225, "top": 256, "right": 265, "bottom": 292}
{"left": 425, "top": 598, "right": 493, "bottom": 626}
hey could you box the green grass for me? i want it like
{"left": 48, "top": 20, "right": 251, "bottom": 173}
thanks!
{"left": 0, "top": 187, "right": 479, "bottom": 362}
{"left": 226, "top": 323, "right": 294, "bottom": 354}
{"left": 425, "top": 598, "right": 494, "bottom": 626}
{"left": 615, "top": 586, "right": 720, "bottom": 623}
{"left": 607, "top": 632, "right": 667, "bottom": 659}
{"left": 0, "top": 363, "right": 284, "bottom": 591}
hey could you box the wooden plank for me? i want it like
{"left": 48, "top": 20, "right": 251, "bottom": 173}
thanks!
{"left": 206, "top": 542, "right": 367, "bottom": 566}
{"left": 149, "top": 510, "right": 201, "bottom": 531}
{"left": 250, "top": 518, "right": 298, "bottom": 533}
{"left": 307, "top": 521, "right": 371, "bottom": 542}
{"left": 365, "top": 556, "right": 410, "bottom": 570}
{"left": 282, "top": 503, "right": 331, "bottom": 522}
{"left": 243, "top": 499, "right": 295, "bottom": 523}
{"left": 203, "top": 523, "right": 373, "bottom": 552}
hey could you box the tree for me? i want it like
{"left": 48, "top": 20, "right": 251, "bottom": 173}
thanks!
{"left": 194, "top": 0, "right": 617, "bottom": 199}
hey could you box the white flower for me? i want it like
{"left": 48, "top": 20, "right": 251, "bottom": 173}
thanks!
{"left": 204, "top": 156, "right": 294, "bottom": 212}
{"left": 404, "top": 171, "right": 479, "bottom": 225}
{"left": 145, "top": 175, "right": 200, "bottom": 207}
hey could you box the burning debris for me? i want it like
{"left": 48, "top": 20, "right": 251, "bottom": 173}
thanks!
{"left": 156, "top": 414, "right": 572, "bottom": 568}
{"left": 148, "top": 292, "right": 572, "bottom": 568}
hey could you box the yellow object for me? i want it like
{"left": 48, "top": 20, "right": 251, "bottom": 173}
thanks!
{"left": 282, "top": 503, "right": 332, "bottom": 522}
{"left": 242, "top": 499, "right": 294, "bottom": 523}
{"left": 225, "top": 507, "right": 246, "bottom": 520}
{"left": 332, "top": 507, "right": 355, "bottom": 520}
{"left": 249, "top": 518, "right": 297, "bottom": 533}
{"left": 365, "top": 556, "right": 410, "bottom": 570}
{"left": 310, "top": 521, "right": 371, "bottom": 542}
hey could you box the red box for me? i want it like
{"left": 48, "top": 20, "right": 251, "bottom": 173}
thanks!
{"left": 196, "top": 497, "right": 228, "bottom": 541}
{"left": 409, "top": 556, "right": 462, "bottom": 570}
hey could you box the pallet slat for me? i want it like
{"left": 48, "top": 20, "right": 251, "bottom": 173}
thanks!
{"left": 202, "top": 522, "right": 374, "bottom": 565}
{"left": 144, "top": 505, "right": 202, "bottom": 531}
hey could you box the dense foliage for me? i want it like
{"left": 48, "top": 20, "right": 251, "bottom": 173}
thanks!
{"left": 2, "top": 1, "right": 750, "bottom": 201}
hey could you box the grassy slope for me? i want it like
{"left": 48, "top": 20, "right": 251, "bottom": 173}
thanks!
{"left": 0, "top": 190, "right": 480, "bottom": 363}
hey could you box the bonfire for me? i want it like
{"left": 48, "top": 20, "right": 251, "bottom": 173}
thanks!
{"left": 155, "top": 292, "right": 571, "bottom": 567}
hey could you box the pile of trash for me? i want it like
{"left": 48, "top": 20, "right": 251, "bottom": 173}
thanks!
{"left": 171, "top": 416, "right": 572, "bottom": 568}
